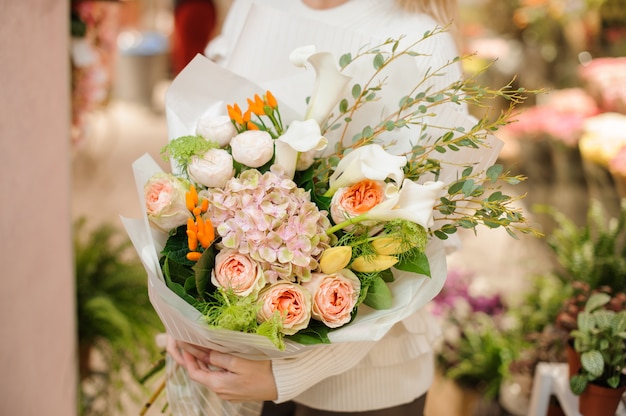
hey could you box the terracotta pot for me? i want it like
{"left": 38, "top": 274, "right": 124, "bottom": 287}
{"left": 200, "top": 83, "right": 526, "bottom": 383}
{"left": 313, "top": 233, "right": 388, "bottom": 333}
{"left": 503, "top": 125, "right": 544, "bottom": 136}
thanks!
{"left": 547, "top": 396, "right": 566, "bottom": 416}
{"left": 578, "top": 381, "right": 626, "bottom": 416}
{"left": 566, "top": 340, "right": 581, "bottom": 378}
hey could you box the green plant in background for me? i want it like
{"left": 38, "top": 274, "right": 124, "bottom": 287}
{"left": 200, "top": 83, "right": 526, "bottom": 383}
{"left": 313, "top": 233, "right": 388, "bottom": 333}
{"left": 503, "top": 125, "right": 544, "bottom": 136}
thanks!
{"left": 74, "top": 218, "right": 164, "bottom": 415}
{"left": 536, "top": 199, "right": 626, "bottom": 293}
{"left": 437, "top": 312, "right": 515, "bottom": 399}
{"left": 569, "top": 292, "right": 626, "bottom": 394}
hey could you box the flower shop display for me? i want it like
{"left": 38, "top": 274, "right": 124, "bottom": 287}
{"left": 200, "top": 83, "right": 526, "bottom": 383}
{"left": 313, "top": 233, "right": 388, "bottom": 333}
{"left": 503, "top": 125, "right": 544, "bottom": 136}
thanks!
{"left": 122, "top": 28, "right": 538, "bottom": 414}
{"left": 70, "top": 0, "right": 121, "bottom": 148}
{"left": 569, "top": 292, "right": 626, "bottom": 416}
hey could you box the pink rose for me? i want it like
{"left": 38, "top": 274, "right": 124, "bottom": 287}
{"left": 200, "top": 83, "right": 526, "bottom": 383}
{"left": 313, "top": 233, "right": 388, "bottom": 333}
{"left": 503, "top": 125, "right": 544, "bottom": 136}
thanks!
{"left": 144, "top": 172, "right": 192, "bottom": 232}
{"left": 211, "top": 249, "right": 266, "bottom": 297}
{"left": 257, "top": 282, "right": 311, "bottom": 335}
{"left": 302, "top": 270, "right": 360, "bottom": 328}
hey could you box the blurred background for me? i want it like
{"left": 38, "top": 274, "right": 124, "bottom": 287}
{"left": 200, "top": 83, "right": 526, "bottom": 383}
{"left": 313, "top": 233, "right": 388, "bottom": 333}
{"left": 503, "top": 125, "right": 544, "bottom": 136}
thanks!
{"left": 2, "top": 0, "right": 626, "bottom": 415}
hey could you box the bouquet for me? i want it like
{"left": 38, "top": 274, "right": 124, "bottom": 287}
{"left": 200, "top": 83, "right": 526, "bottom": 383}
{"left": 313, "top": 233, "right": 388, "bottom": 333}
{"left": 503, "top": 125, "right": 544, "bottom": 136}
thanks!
{"left": 123, "top": 27, "right": 536, "bottom": 415}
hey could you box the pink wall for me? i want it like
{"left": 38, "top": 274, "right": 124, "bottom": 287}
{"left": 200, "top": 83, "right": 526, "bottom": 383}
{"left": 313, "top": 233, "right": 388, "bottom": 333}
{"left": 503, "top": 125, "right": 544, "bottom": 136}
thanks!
{"left": 0, "top": 1, "right": 77, "bottom": 415}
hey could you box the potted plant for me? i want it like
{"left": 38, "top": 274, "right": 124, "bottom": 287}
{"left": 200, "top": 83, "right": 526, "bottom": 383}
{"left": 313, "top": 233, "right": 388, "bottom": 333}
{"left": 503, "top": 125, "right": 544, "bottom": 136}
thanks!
{"left": 569, "top": 292, "right": 626, "bottom": 416}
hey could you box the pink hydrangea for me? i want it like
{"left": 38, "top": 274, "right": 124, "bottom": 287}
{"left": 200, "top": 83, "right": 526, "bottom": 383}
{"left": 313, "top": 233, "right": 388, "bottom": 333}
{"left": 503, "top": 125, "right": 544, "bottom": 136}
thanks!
{"left": 201, "top": 167, "right": 332, "bottom": 283}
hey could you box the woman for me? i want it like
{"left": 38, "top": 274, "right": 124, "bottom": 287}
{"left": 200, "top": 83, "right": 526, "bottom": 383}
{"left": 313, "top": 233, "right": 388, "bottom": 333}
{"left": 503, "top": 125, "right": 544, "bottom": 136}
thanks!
{"left": 168, "top": 1, "right": 463, "bottom": 414}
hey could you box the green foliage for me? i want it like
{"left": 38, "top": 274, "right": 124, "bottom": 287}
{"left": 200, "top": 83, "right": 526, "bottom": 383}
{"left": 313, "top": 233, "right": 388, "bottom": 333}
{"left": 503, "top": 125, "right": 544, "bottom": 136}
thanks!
{"left": 437, "top": 313, "right": 515, "bottom": 399}
{"left": 74, "top": 218, "right": 164, "bottom": 415}
{"left": 569, "top": 293, "right": 626, "bottom": 394}
{"left": 312, "top": 30, "right": 542, "bottom": 240}
{"left": 536, "top": 199, "right": 626, "bottom": 293}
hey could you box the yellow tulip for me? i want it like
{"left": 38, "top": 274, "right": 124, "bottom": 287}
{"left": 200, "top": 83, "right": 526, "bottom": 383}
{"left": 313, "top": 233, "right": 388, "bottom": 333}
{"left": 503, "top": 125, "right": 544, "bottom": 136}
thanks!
{"left": 350, "top": 254, "right": 398, "bottom": 273}
{"left": 319, "top": 246, "right": 353, "bottom": 274}
{"left": 371, "top": 236, "right": 410, "bottom": 255}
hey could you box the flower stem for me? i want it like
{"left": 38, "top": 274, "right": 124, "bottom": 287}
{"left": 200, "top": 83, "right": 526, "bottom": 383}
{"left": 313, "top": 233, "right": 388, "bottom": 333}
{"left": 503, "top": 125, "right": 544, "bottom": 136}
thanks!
{"left": 327, "top": 213, "right": 368, "bottom": 235}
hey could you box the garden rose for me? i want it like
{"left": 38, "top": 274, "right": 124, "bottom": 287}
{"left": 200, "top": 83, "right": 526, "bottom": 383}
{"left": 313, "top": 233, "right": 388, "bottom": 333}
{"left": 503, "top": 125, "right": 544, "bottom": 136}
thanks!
{"left": 144, "top": 172, "right": 191, "bottom": 232}
{"left": 187, "top": 148, "right": 234, "bottom": 188}
{"left": 211, "top": 249, "right": 266, "bottom": 297}
{"left": 302, "top": 270, "right": 360, "bottom": 328}
{"left": 196, "top": 114, "right": 237, "bottom": 147}
{"left": 257, "top": 282, "right": 312, "bottom": 335}
{"left": 230, "top": 130, "right": 274, "bottom": 168}
{"left": 330, "top": 179, "right": 387, "bottom": 225}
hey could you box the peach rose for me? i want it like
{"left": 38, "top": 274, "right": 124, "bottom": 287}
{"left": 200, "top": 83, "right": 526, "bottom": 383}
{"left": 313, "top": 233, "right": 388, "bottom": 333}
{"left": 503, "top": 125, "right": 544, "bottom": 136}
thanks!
{"left": 302, "top": 270, "right": 360, "bottom": 328}
{"left": 144, "top": 172, "right": 192, "bottom": 232}
{"left": 211, "top": 249, "right": 266, "bottom": 297}
{"left": 257, "top": 282, "right": 312, "bottom": 335}
{"left": 330, "top": 179, "right": 385, "bottom": 225}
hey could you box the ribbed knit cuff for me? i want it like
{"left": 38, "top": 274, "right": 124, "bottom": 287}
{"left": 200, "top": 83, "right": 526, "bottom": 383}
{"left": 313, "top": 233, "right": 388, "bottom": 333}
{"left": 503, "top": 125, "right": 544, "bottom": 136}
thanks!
{"left": 272, "top": 341, "right": 375, "bottom": 403}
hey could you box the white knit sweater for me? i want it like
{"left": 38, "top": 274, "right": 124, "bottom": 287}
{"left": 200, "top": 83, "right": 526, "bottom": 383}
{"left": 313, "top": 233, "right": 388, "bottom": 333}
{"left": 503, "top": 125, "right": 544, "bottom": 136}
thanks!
{"left": 204, "top": 0, "right": 462, "bottom": 411}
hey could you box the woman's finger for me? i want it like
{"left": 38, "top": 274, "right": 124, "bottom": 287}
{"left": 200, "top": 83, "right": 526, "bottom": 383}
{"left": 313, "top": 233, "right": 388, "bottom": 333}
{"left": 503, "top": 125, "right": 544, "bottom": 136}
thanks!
{"left": 165, "top": 335, "right": 185, "bottom": 366}
{"left": 202, "top": 349, "right": 234, "bottom": 372}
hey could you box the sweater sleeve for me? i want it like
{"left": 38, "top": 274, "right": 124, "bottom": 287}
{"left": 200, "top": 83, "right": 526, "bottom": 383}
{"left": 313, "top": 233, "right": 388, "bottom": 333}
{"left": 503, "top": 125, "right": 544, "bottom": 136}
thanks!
{"left": 271, "top": 341, "right": 376, "bottom": 403}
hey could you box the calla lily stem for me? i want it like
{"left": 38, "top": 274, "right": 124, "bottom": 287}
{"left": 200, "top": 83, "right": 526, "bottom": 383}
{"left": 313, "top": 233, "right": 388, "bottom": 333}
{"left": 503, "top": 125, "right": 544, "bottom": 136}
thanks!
{"left": 327, "top": 214, "right": 369, "bottom": 235}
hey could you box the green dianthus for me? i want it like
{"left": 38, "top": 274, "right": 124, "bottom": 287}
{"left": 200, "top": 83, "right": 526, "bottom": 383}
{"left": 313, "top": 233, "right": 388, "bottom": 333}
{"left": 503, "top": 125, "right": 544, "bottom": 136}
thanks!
{"left": 161, "top": 135, "right": 218, "bottom": 178}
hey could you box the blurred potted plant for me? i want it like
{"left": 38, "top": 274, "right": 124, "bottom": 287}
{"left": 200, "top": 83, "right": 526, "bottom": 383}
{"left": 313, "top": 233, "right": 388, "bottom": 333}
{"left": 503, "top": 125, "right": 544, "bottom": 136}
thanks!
{"left": 432, "top": 269, "right": 514, "bottom": 415}
{"left": 537, "top": 199, "right": 626, "bottom": 294}
{"left": 74, "top": 218, "right": 164, "bottom": 415}
{"left": 569, "top": 292, "right": 626, "bottom": 416}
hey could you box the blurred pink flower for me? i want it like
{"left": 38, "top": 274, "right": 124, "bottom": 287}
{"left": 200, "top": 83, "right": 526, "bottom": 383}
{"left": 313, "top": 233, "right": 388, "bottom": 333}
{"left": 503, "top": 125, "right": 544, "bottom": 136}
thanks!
{"left": 502, "top": 88, "right": 599, "bottom": 147}
{"left": 579, "top": 57, "right": 626, "bottom": 114}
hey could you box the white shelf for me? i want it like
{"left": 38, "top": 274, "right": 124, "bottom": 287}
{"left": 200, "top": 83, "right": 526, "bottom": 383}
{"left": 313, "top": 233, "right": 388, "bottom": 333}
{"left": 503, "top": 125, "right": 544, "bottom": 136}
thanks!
{"left": 527, "top": 363, "right": 626, "bottom": 416}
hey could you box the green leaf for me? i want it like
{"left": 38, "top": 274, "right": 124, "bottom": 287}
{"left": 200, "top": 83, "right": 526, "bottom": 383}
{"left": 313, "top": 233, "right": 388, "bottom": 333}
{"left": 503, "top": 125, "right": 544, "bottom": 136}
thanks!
{"left": 339, "top": 98, "right": 348, "bottom": 113}
{"left": 585, "top": 292, "right": 611, "bottom": 312}
{"left": 339, "top": 53, "right": 352, "bottom": 68}
{"left": 581, "top": 350, "right": 604, "bottom": 377}
{"left": 486, "top": 164, "right": 503, "bottom": 182}
{"left": 373, "top": 53, "right": 385, "bottom": 70}
{"left": 569, "top": 374, "right": 588, "bottom": 395}
{"left": 394, "top": 250, "right": 431, "bottom": 277}
{"left": 287, "top": 325, "right": 331, "bottom": 345}
{"left": 363, "top": 275, "right": 393, "bottom": 309}
{"left": 612, "top": 311, "right": 626, "bottom": 333}
{"left": 352, "top": 84, "right": 362, "bottom": 99}
{"left": 461, "top": 179, "right": 476, "bottom": 196}
{"left": 192, "top": 244, "right": 217, "bottom": 298}
{"left": 379, "top": 268, "right": 395, "bottom": 282}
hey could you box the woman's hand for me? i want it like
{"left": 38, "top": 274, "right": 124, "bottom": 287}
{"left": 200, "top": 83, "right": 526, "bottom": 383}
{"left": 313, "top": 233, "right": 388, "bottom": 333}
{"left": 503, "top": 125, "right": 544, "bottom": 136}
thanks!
{"left": 166, "top": 335, "right": 278, "bottom": 402}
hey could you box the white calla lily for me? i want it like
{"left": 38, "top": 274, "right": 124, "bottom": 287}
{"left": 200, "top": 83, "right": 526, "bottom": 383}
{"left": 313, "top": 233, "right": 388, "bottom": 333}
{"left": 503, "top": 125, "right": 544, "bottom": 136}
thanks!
{"left": 366, "top": 179, "right": 444, "bottom": 228}
{"left": 274, "top": 119, "right": 328, "bottom": 179}
{"left": 290, "top": 45, "right": 352, "bottom": 125}
{"left": 327, "top": 179, "right": 444, "bottom": 234}
{"left": 326, "top": 144, "right": 407, "bottom": 196}
{"left": 279, "top": 119, "right": 328, "bottom": 152}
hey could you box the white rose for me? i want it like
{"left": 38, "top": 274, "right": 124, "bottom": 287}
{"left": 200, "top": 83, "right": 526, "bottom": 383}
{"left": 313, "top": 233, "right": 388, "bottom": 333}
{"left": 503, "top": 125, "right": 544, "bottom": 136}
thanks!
{"left": 230, "top": 130, "right": 274, "bottom": 168}
{"left": 196, "top": 115, "right": 237, "bottom": 147}
{"left": 187, "top": 148, "right": 234, "bottom": 188}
